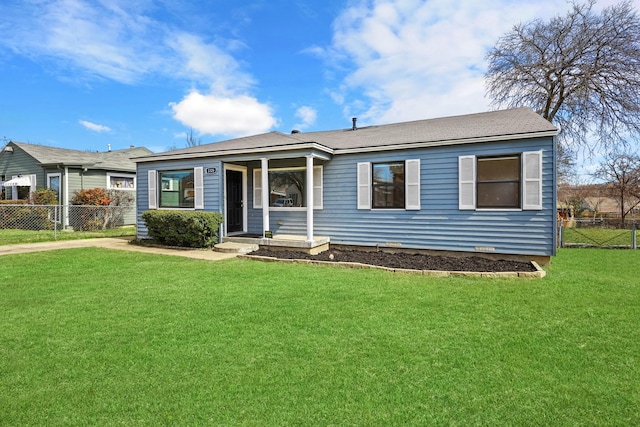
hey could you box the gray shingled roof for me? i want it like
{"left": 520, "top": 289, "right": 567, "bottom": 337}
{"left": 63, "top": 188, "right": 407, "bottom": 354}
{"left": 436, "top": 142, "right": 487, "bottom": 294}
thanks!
{"left": 136, "top": 107, "right": 557, "bottom": 162}
{"left": 13, "top": 142, "right": 152, "bottom": 172}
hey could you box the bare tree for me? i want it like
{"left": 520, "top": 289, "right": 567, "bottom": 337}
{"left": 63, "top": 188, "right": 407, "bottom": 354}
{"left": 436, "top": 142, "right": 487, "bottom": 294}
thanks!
{"left": 485, "top": 0, "right": 640, "bottom": 150}
{"left": 557, "top": 181, "right": 591, "bottom": 219}
{"left": 186, "top": 128, "right": 202, "bottom": 147}
{"left": 594, "top": 150, "right": 640, "bottom": 225}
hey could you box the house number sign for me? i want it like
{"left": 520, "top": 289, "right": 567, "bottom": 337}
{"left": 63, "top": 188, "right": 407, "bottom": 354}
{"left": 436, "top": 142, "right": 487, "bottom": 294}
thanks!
{"left": 205, "top": 167, "right": 218, "bottom": 175}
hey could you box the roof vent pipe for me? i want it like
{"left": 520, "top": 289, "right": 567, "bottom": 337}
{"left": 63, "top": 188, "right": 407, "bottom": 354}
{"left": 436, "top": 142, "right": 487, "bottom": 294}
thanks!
{"left": 352, "top": 117, "right": 357, "bottom": 130}
{"left": 107, "top": 144, "right": 112, "bottom": 152}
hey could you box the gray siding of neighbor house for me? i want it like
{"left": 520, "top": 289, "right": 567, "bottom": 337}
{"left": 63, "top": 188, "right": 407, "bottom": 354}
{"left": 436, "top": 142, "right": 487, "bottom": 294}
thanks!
{"left": 0, "top": 147, "right": 44, "bottom": 195}
{"left": 246, "top": 137, "right": 556, "bottom": 257}
{"left": 136, "top": 159, "right": 223, "bottom": 239}
{"left": 63, "top": 168, "right": 138, "bottom": 225}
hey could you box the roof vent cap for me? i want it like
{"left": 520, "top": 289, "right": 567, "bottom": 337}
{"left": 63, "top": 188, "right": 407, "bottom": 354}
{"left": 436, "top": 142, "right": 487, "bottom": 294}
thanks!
{"left": 291, "top": 129, "right": 301, "bottom": 134}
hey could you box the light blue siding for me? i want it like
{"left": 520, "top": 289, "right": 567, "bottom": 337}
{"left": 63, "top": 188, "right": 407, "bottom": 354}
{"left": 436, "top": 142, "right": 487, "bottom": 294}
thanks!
{"left": 136, "top": 159, "right": 222, "bottom": 239}
{"left": 245, "top": 137, "right": 556, "bottom": 257}
{"left": 137, "top": 136, "right": 556, "bottom": 257}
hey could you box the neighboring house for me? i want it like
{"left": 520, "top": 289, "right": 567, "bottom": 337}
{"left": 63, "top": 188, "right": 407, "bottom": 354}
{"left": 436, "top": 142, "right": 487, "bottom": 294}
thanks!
{"left": 557, "top": 183, "right": 640, "bottom": 220}
{"left": 135, "top": 108, "right": 558, "bottom": 263}
{"left": 0, "top": 141, "right": 152, "bottom": 225}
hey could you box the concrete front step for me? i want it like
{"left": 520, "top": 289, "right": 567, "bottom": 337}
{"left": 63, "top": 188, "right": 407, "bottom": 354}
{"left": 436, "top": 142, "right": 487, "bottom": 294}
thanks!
{"left": 214, "top": 241, "right": 259, "bottom": 254}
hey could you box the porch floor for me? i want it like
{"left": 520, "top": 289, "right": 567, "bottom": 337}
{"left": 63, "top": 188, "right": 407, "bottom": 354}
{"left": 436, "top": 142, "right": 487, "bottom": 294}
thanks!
{"left": 222, "top": 234, "right": 330, "bottom": 255}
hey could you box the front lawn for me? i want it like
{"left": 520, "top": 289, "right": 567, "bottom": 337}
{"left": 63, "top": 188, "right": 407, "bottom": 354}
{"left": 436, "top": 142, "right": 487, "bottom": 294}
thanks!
{"left": 0, "top": 226, "right": 135, "bottom": 245}
{"left": 1, "top": 248, "right": 638, "bottom": 425}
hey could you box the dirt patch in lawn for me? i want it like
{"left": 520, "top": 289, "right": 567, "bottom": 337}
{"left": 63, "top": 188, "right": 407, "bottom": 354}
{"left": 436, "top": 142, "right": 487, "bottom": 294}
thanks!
{"left": 247, "top": 248, "right": 538, "bottom": 273}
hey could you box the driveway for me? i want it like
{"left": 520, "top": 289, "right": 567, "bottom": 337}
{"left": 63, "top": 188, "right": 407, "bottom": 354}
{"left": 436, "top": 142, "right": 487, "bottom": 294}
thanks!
{"left": 0, "top": 237, "right": 238, "bottom": 261}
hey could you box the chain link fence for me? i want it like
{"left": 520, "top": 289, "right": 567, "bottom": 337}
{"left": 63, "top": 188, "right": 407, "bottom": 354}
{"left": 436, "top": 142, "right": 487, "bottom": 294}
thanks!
{"left": 558, "top": 218, "right": 638, "bottom": 249}
{"left": 0, "top": 204, "right": 135, "bottom": 238}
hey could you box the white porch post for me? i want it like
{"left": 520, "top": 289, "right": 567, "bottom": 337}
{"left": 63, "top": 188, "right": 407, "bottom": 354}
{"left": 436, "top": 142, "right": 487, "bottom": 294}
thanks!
{"left": 261, "top": 157, "right": 270, "bottom": 237}
{"left": 306, "top": 155, "right": 314, "bottom": 242}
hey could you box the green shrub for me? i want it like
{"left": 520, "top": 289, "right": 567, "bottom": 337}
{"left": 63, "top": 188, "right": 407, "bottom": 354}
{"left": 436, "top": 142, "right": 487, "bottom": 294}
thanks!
{"left": 142, "top": 210, "right": 223, "bottom": 248}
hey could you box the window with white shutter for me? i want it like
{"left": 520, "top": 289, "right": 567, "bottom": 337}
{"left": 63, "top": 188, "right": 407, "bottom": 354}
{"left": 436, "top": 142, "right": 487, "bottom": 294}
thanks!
{"left": 405, "top": 159, "right": 421, "bottom": 210}
{"left": 522, "top": 150, "right": 543, "bottom": 210}
{"left": 253, "top": 169, "right": 262, "bottom": 209}
{"left": 357, "top": 162, "right": 371, "bottom": 209}
{"left": 148, "top": 170, "right": 157, "bottom": 209}
{"left": 458, "top": 151, "right": 544, "bottom": 210}
{"left": 194, "top": 167, "right": 204, "bottom": 209}
{"left": 254, "top": 166, "right": 322, "bottom": 209}
{"left": 313, "top": 166, "right": 323, "bottom": 209}
{"left": 458, "top": 156, "right": 476, "bottom": 210}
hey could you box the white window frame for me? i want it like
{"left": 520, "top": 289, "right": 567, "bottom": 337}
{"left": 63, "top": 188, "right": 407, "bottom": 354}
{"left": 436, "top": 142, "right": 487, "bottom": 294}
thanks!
{"left": 458, "top": 151, "right": 543, "bottom": 211}
{"left": 148, "top": 167, "right": 204, "bottom": 210}
{"left": 10, "top": 174, "right": 36, "bottom": 200}
{"left": 107, "top": 173, "right": 136, "bottom": 190}
{"left": 47, "top": 173, "right": 62, "bottom": 203}
{"left": 253, "top": 165, "right": 323, "bottom": 210}
{"left": 357, "top": 159, "right": 420, "bottom": 210}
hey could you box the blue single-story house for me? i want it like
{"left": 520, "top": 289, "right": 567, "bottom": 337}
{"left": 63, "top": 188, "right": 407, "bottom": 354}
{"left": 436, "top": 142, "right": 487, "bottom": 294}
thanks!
{"left": 135, "top": 107, "right": 558, "bottom": 263}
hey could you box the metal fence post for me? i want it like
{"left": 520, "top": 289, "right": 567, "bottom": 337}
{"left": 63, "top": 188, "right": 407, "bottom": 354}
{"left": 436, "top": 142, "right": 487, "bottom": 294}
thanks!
{"left": 54, "top": 204, "right": 58, "bottom": 240}
{"left": 558, "top": 223, "right": 564, "bottom": 248}
{"left": 633, "top": 223, "right": 637, "bottom": 250}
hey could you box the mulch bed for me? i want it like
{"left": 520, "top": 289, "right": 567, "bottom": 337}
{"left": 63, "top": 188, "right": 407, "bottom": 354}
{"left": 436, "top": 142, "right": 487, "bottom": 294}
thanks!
{"left": 247, "top": 248, "right": 538, "bottom": 273}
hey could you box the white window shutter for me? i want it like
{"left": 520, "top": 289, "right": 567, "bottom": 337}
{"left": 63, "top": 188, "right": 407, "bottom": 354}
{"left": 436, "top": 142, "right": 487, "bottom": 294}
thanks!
{"left": 313, "top": 166, "right": 323, "bottom": 209}
{"left": 253, "top": 169, "right": 262, "bottom": 209}
{"left": 405, "top": 159, "right": 421, "bottom": 210}
{"left": 459, "top": 156, "right": 476, "bottom": 210}
{"left": 194, "top": 167, "right": 204, "bottom": 209}
{"left": 357, "top": 162, "right": 371, "bottom": 210}
{"left": 523, "top": 150, "right": 543, "bottom": 210}
{"left": 148, "top": 170, "right": 157, "bottom": 209}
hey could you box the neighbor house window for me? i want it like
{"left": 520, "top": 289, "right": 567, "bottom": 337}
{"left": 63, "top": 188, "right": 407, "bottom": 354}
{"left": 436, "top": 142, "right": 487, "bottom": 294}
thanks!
{"left": 458, "top": 151, "right": 542, "bottom": 211}
{"left": 159, "top": 170, "right": 195, "bottom": 208}
{"left": 47, "top": 173, "right": 61, "bottom": 203}
{"left": 253, "top": 166, "right": 323, "bottom": 209}
{"left": 107, "top": 173, "right": 135, "bottom": 190}
{"left": 357, "top": 160, "right": 420, "bottom": 210}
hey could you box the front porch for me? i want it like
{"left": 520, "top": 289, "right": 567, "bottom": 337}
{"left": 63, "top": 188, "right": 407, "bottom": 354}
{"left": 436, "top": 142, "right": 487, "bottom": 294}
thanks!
{"left": 219, "top": 234, "right": 330, "bottom": 255}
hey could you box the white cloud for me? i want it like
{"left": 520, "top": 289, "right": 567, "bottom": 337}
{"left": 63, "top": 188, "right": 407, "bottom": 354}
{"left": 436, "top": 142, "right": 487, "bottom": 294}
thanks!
{"left": 79, "top": 120, "right": 111, "bottom": 133}
{"left": 166, "top": 32, "right": 255, "bottom": 94}
{"left": 294, "top": 106, "right": 317, "bottom": 129}
{"left": 169, "top": 91, "right": 277, "bottom": 138}
{"left": 324, "top": 0, "right": 619, "bottom": 124}
{"left": 0, "top": 0, "right": 278, "bottom": 138}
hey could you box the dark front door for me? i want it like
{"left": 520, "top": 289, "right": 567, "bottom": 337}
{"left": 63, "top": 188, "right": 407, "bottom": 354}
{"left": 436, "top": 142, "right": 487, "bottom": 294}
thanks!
{"left": 226, "top": 169, "right": 243, "bottom": 233}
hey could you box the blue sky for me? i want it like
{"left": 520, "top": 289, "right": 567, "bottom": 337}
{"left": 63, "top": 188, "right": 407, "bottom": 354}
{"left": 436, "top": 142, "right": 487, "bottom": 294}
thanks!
{"left": 0, "top": 0, "right": 621, "bottom": 155}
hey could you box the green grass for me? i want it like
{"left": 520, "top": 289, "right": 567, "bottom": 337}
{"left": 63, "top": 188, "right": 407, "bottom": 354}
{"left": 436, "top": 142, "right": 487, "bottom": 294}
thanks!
{"left": 1, "top": 248, "right": 639, "bottom": 425}
{"left": 562, "top": 227, "right": 634, "bottom": 247}
{"left": 0, "top": 226, "right": 135, "bottom": 245}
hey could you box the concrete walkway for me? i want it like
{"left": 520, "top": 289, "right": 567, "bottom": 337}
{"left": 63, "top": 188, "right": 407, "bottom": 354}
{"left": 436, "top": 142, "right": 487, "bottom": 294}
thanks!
{"left": 0, "top": 237, "right": 238, "bottom": 261}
